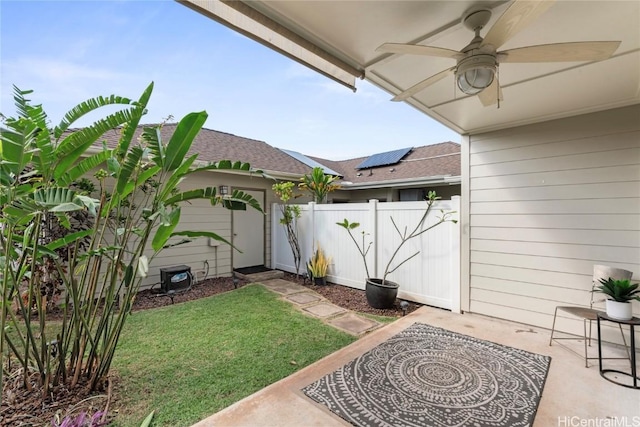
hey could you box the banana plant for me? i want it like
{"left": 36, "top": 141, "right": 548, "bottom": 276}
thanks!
{"left": 0, "top": 83, "right": 263, "bottom": 397}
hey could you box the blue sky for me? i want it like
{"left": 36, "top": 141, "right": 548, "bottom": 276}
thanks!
{"left": 0, "top": 0, "right": 459, "bottom": 160}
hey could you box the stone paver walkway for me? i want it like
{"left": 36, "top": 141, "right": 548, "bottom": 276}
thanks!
{"left": 258, "top": 278, "right": 383, "bottom": 336}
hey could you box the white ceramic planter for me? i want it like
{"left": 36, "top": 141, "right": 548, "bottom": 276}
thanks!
{"left": 605, "top": 300, "right": 633, "bottom": 321}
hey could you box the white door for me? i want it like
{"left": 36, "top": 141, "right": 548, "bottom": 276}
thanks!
{"left": 232, "top": 189, "right": 265, "bottom": 269}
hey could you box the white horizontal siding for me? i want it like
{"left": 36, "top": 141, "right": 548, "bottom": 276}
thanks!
{"left": 466, "top": 104, "right": 640, "bottom": 340}
{"left": 471, "top": 164, "right": 639, "bottom": 190}
{"left": 471, "top": 182, "right": 640, "bottom": 202}
{"left": 138, "top": 171, "right": 276, "bottom": 290}
{"left": 471, "top": 213, "right": 639, "bottom": 231}
{"left": 470, "top": 133, "right": 639, "bottom": 168}
{"left": 471, "top": 239, "right": 639, "bottom": 265}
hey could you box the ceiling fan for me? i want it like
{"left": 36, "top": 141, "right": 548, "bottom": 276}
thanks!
{"left": 377, "top": 0, "right": 621, "bottom": 106}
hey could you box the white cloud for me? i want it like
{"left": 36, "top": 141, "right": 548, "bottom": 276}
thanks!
{"left": 5, "top": 57, "right": 128, "bottom": 83}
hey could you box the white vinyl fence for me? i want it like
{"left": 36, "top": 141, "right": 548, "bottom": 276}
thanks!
{"left": 271, "top": 197, "right": 460, "bottom": 312}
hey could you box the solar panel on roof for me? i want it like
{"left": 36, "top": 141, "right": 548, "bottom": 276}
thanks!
{"left": 279, "top": 149, "right": 342, "bottom": 176}
{"left": 356, "top": 147, "right": 412, "bottom": 169}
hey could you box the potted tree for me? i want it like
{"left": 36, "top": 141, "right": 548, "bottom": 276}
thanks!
{"left": 594, "top": 278, "right": 640, "bottom": 320}
{"left": 307, "top": 245, "right": 331, "bottom": 285}
{"left": 336, "top": 191, "right": 456, "bottom": 309}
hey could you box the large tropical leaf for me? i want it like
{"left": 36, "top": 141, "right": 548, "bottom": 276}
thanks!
{"left": 141, "top": 126, "right": 164, "bottom": 168}
{"left": 33, "top": 187, "right": 79, "bottom": 208}
{"left": 31, "top": 125, "right": 55, "bottom": 178}
{"left": 41, "top": 230, "right": 93, "bottom": 253}
{"left": 0, "top": 125, "right": 34, "bottom": 179}
{"left": 106, "top": 165, "right": 161, "bottom": 214}
{"left": 223, "top": 189, "right": 264, "bottom": 213}
{"left": 33, "top": 187, "right": 99, "bottom": 215}
{"left": 53, "top": 108, "right": 140, "bottom": 179}
{"left": 57, "top": 149, "right": 113, "bottom": 186}
{"left": 158, "top": 154, "right": 198, "bottom": 201}
{"left": 163, "top": 187, "right": 263, "bottom": 212}
{"left": 116, "top": 145, "right": 144, "bottom": 194}
{"left": 53, "top": 94, "right": 134, "bottom": 139}
{"left": 166, "top": 230, "right": 235, "bottom": 250}
{"left": 151, "top": 207, "right": 181, "bottom": 251}
{"left": 116, "top": 82, "right": 153, "bottom": 160}
{"left": 3, "top": 197, "right": 40, "bottom": 226}
{"left": 163, "top": 111, "right": 207, "bottom": 172}
{"left": 189, "top": 160, "right": 257, "bottom": 175}
{"left": 11, "top": 86, "right": 48, "bottom": 127}
{"left": 2, "top": 86, "right": 54, "bottom": 182}
{"left": 162, "top": 187, "right": 219, "bottom": 206}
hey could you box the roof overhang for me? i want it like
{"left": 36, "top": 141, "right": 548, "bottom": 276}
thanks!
{"left": 178, "top": 0, "right": 640, "bottom": 135}
{"left": 178, "top": 0, "right": 363, "bottom": 92}
{"left": 340, "top": 175, "right": 461, "bottom": 191}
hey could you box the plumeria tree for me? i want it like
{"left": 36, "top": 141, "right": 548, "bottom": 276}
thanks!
{"left": 272, "top": 181, "right": 302, "bottom": 276}
{"left": 0, "top": 83, "right": 262, "bottom": 397}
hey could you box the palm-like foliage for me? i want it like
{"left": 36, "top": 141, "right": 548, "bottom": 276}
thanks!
{"left": 595, "top": 278, "right": 640, "bottom": 303}
{"left": 298, "top": 167, "right": 340, "bottom": 203}
{"left": 0, "top": 83, "right": 263, "bottom": 397}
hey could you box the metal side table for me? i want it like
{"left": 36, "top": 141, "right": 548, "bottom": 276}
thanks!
{"left": 596, "top": 312, "right": 640, "bottom": 389}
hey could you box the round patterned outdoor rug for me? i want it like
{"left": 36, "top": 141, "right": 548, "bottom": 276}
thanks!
{"left": 301, "top": 322, "right": 551, "bottom": 427}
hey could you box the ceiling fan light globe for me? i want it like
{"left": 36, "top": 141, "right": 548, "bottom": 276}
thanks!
{"left": 457, "top": 68, "right": 494, "bottom": 95}
{"left": 455, "top": 54, "right": 497, "bottom": 95}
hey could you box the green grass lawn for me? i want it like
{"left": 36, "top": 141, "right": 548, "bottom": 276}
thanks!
{"left": 111, "top": 284, "right": 357, "bottom": 426}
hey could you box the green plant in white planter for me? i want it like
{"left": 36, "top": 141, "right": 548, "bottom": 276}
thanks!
{"left": 337, "top": 191, "right": 456, "bottom": 309}
{"left": 594, "top": 278, "right": 640, "bottom": 320}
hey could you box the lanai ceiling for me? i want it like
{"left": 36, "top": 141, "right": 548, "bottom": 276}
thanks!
{"left": 180, "top": 0, "right": 640, "bottom": 135}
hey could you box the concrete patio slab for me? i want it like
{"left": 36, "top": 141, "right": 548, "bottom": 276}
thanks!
{"left": 327, "top": 313, "right": 382, "bottom": 336}
{"left": 285, "top": 292, "right": 323, "bottom": 306}
{"left": 193, "top": 306, "right": 640, "bottom": 427}
{"left": 302, "top": 302, "right": 346, "bottom": 318}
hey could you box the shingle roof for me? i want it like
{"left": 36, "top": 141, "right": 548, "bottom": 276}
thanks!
{"left": 309, "top": 142, "right": 461, "bottom": 184}
{"left": 93, "top": 124, "right": 459, "bottom": 184}
{"left": 96, "top": 124, "right": 311, "bottom": 175}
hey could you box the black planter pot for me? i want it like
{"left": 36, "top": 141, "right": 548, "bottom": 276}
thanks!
{"left": 365, "top": 278, "right": 399, "bottom": 309}
{"left": 314, "top": 276, "right": 327, "bottom": 286}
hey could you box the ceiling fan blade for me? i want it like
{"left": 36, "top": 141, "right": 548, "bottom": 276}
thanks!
{"left": 498, "top": 41, "right": 621, "bottom": 63}
{"left": 392, "top": 67, "right": 454, "bottom": 102}
{"left": 477, "top": 78, "right": 503, "bottom": 107}
{"left": 482, "top": 0, "right": 555, "bottom": 50}
{"left": 377, "top": 43, "right": 463, "bottom": 59}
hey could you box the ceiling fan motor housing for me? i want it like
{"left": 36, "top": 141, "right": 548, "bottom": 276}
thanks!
{"left": 456, "top": 54, "right": 496, "bottom": 95}
{"left": 462, "top": 7, "right": 492, "bottom": 32}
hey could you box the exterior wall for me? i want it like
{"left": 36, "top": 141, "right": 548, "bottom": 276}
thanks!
{"left": 464, "top": 105, "right": 640, "bottom": 340}
{"left": 330, "top": 184, "right": 461, "bottom": 203}
{"left": 229, "top": 173, "right": 280, "bottom": 269}
{"left": 141, "top": 170, "right": 276, "bottom": 290}
{"left": 333, "top": 188, "right": 394, "bottom": 203}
